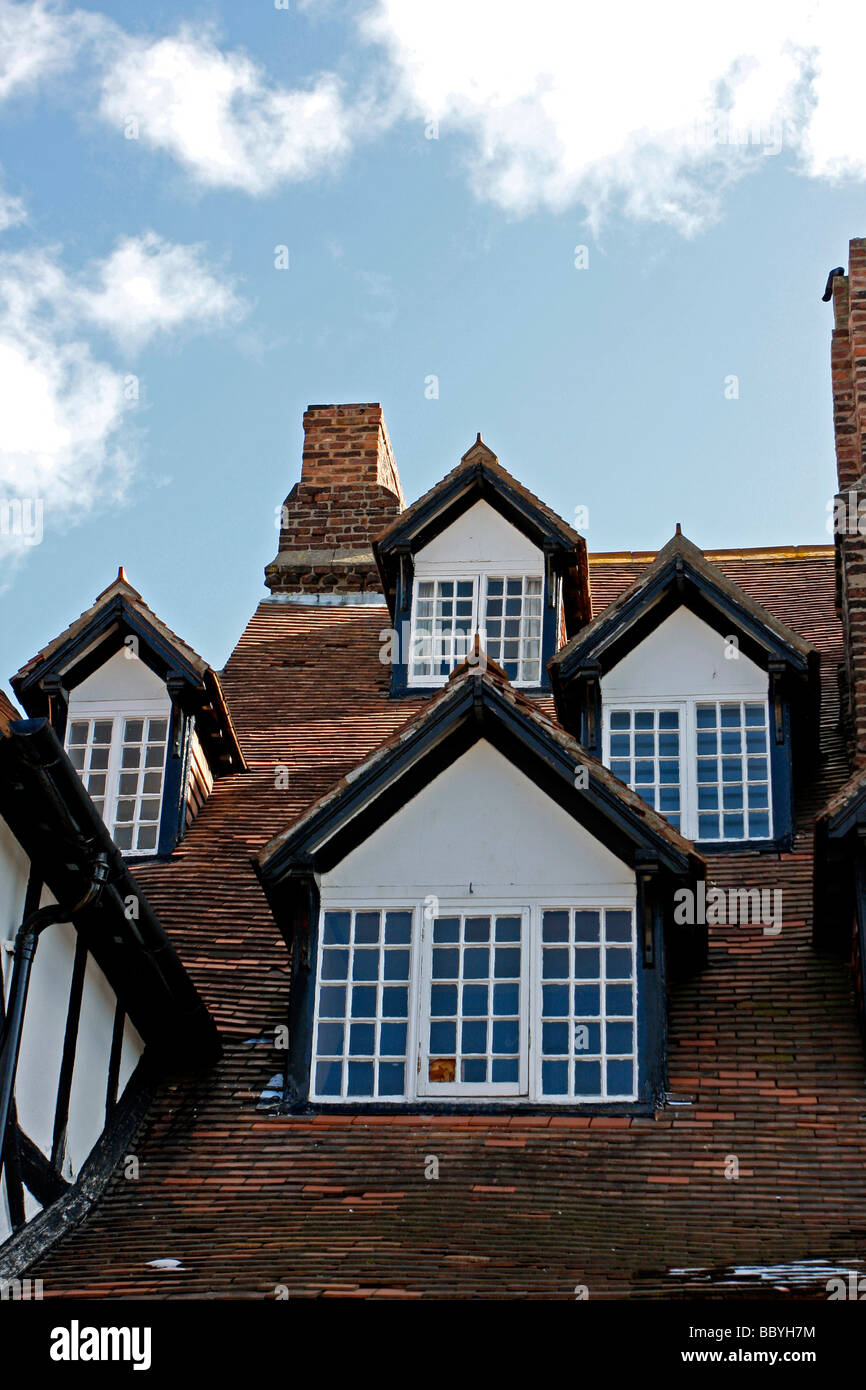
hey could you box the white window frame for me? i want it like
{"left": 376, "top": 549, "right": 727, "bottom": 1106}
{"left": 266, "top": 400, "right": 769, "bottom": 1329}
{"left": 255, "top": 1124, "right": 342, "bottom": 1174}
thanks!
{"left": 64, "top": 699, "right": 171, "bottom": 856}
{"left": 602, "top": 695, "right": 774, "bottom": 843}
{"left": 407, "top": 563, "right": 545, "bottom": 689}
{"left": 310, "top": 894, "right": 638, "bottom": 1104}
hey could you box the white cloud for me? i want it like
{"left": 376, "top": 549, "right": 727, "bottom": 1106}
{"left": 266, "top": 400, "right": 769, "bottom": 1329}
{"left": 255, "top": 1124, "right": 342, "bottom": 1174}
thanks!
{"left": 0, "top": 0, "right": 90, "bottom": 103}
{"left": 0, "top": 174, "right": 25, "bottom": 232}
{"left": 360, "top": 0, "right": 858, "bottom": 232}
{"left": 98, "top": 26, "right": 356, "bottom": 194}
{"left": 77, "top": 231, "right": 245, "bottom": 350}
{"left": 0, "top": 231, "right": 246, "bottom": 573}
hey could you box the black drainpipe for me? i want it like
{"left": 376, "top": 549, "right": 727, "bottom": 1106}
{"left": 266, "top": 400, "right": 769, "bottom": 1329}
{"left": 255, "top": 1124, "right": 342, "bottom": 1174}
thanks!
{"left": 0, "top": 852, "right": 111, "bottom": 1182}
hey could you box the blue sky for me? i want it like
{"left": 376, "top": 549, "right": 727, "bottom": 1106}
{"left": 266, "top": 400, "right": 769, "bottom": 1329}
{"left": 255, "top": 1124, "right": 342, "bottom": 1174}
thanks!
{"left": 1, "top": 0, "right": 865, "bottom": 695}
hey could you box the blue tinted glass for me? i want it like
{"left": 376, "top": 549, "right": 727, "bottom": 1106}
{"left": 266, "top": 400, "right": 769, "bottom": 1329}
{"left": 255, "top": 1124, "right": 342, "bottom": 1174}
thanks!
{"left": 315, "top": 1061, "right": 342, "bottom": 1096}
{"left": 463, "top": 947, "right": 490, "bottom": 979}
{"left": 722, "top": 785, "right": 743, "bottom": 809}
{"left": 634, "top": 711, "right": 654, "bottom": 729}
{"left": 746, "top": 729, "right": 767, "bottom": 753}
{"left": 495, "top": 916, "right": 521, "bottom": 942}
{"left": 605, "top": 911, "right": 632, "bottom": 942}
{"left": 494, "top": 947, "right": 520, "bottom": 978}
{"left": 573, "top": 1060, "right": 602, "bottom": 1097}
{"left": 573, "top": 984, "right": 600, "bottom": 1015}
{"left": 352, "top": 950, "right": 379, "bottom": 981}
{"left": 542, "top": 1060, "right": 569, "bottom": 1095}
{"left": 610, "top": 761, "right": 631, "bottom": 781}
{"left": 698, "top": 813, "right": 720, "bottom": 839}
{"left": 462, "top": 984, "right": 488, "bottom": 1016}
{"left": 696, "top": 759, "right": 717, "bottom": 783}
{"left": 542, "top": 983, "right": 569, "bottom": 1015}
{"left": 747, "top": 757, "right": 768, "bottom": 780}
{"left": 573, "top": 911, "right": 600, "bottom": 942}
{"left": 433, "top": 918, "right": 459, "bottom": 944}
{"left": 610, "top": 711, "right": 630, "bottom": 729}
{"left": 354, "top": 912, "right": 380, "bottom": 944}
{"left": 606, "top": 947, "right": 632, "bottom": 980}
{"left": 659, "top": 786, "right": 680, "bottom": 811}
{"left": 384, "top": 912, "right": 412, "bottom": 945}
{"left": 377, "top": 1062, "right": 405, "bottom": 1095}
{"left": 721, "top": 758, "right": 741, "bottom": 782}
{"left": 543, "top": 911, "right": 569, "bottom": 942}
{"left": 346, "top": 1061, "right": 374, "bottom": 1096}
{"left": 574, "top": 948, "right": 600, "bottom": 980}
{"left": 749, "top": 812, "right": 771, "bottom": 837}
{"left": 491, "top": 1058, "right": 519, "bottom": 1083}
{"left": 658, "top": 711, "right": 679, "bottom": 729}
{"left": 383, "top": 949, "right": 410, "bottom": 981}
{"left": 696, "top": 731, "right": 717, "bottom": 755}
{"left": 542, "top": 1021, "right": 569, "bottom": 1054}
{"left": 318, "top": 986, "right": 346, "bottom": 1017}
{"left": 607, "top": 1059, "right": 634, "bottom": 1096}
{"left": 723, "top": 814, "right": 745, "bottom": 838}
{"left": 658, "top": 760, "right": 679, "bottom": 783}
{"left": 316, "top": 1022, "right": 344, "bottom": 1055}
{"left": 348, "top": 1023, "right": 375, "bottom": 1057}
{"left": 430, "top": 1021, "right": 456, "bottom": 1052}
{"left": 321, "top": 949, "right": 349, "bottom": 981}
{"left": 745, "top": 704, "right": 765, "bottom": 726}
{"left": 464, "top": 916, "right": 490, "bottom": 942}
{"left": 606, "top": 983, "right": 633, "bottom": 1015}
{"left": 542, "top": 950, "right": 569, "bottom": 984}
{"left": 609, "top": 733, "right": 631, "bottom": 757}
{"left": 379, "top": 1022, "right": 407, "bottom": 1056}
{"left": 696, "top": 705, "right": 716, "bottom": 727}
{"left": 430, "top": 984, "right": 457, "bottom": 1016}
{"left": 432, "top": 948, "right": 459, "bottom": 979}
{"left": 351, "top": 985, "right": 376, "bottom": 1018}
{"left": 658, "top": 732, "right": 679, "bottom": 756}
{"left": 606, "top": 1021, "right": 634, "bottom": 1053}
{"left": 697, "top": 786, "right": 718, "bottom": 810}
{"left": 574, "top": 1020, "right": 601, "bottom": 1054}
{"left": 462, "top": 1058, "right": 487, "bottom": 1083}
{"left": 634, "top": 733, "right": 654, "bottom": 757}
{"left": 720, "top": 704, "right": 740, "bottom": 727}
{"left": 323, "top": 912, "right": 350, "bottom": 945}
{"left": 382, "top": 986, "right": 408, "bottom": 1018}
{"left": 721, "top": 731, "right": 741, "bottom": 754}
{"left": 748, "top": 784, "right": 769, "bottom": 808}
{"left": 491, "top": 1020, "right": 519, "bottom": 1052}
{"left": 494, "top": 983, "right": 519, "bottom": 1014}
{"left": 634, "top": 761, "right": 654, "bottom": 783}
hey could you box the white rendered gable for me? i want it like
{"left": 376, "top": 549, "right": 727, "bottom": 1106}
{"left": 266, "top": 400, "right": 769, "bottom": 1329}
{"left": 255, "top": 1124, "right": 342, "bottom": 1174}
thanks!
{"left": 69, "top": 648, "right": 170, "bottom": 707}
{"left": 601, "top": 606, "right": 768, "bottom": 702}
{"left": 414, "top": 499, "right": 543, "bottom": 576}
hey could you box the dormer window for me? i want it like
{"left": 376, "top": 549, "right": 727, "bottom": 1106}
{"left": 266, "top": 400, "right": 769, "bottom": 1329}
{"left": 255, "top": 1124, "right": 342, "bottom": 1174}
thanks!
{"left": 374, "top": 438, "right": 589, "bottom": 696}
{"left": 409, "top": 573, "right": 543, "bottom": 685}
{"left": 65, "top": 710, "right": 169, "bottom": 853}
{"left": 603, "top": 698, "right": 772, "bottom": 843}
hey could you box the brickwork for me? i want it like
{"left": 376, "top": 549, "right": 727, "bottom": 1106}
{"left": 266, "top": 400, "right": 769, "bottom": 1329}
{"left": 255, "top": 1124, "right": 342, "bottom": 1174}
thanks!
{"left": 832, "top": 243, "right": 866, "bottom": 764}
{"left": 265, "top": 404, "right": 404, "bottom": 596}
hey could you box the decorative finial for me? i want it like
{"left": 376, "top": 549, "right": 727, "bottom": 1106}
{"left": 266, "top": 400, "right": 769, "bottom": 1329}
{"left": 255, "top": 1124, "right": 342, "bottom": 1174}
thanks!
{"left": 675, "top": 522, "right": 682, "bottom": 536}
{"left": 117, "top": 565, "right": 128, "bottom": 583}
{"left": 476, "top": 432, "right": 482, "bottom": 444}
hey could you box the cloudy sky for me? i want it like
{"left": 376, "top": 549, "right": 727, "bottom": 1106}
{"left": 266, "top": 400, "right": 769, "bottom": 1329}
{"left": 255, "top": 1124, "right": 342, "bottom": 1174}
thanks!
{"left": 1, "top": 0, "right": 865, "bottom": 690}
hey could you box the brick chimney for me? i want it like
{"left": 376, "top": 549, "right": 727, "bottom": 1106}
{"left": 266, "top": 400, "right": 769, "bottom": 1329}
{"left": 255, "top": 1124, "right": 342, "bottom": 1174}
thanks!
{"left": 830, "top": 240, "right": 866, "bottom": 765}
{"left": 265, "top": 403, "right": 404, "bottom": 597}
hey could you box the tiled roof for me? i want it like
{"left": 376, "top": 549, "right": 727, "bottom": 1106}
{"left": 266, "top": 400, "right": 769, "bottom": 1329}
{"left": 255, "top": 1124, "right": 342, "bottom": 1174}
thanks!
{"left": 29, "top": 545, "right": 866, "bottom": 1300}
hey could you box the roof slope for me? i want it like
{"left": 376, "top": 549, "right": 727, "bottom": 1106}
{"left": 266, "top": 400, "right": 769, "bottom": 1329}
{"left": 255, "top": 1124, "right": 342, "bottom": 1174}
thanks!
{"left": 26, "top": 545, "right": 866, "bottom": 1300}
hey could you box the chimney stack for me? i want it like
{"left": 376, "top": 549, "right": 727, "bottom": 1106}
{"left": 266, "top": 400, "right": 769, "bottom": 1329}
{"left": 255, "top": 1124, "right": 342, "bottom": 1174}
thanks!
{"left": 830, "top": 240, "right": 866, "bottom": 764}
{"left": 265, "top": 403, "right": 404, "bottom": 598}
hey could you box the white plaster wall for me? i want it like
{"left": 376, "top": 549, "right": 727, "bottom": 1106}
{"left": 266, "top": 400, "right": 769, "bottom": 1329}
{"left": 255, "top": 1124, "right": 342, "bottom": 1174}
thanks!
{"left": 415, "top": 499, "right": 543, "bottom": 574}
{"left": 600, "top": 606, "right": 768, "bottom": 702}
{"left": 69, "top": 648, "right": 169, "bottom": 707}
{"left": 322, "top": 739, "right": 634, "bottom": 904}
{"left": 14, "top": 894, "right": 76, "bottom": 1162}
{"left": 65, "top": 952, "right": 121, "bottom": 1178}
{"left": 0, "top": 816, "right": 30, "bottom": 986}
{"left": 118, "top": 1015, "right": 144, "bottom": 1097}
